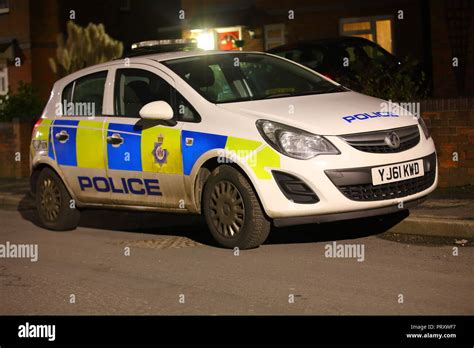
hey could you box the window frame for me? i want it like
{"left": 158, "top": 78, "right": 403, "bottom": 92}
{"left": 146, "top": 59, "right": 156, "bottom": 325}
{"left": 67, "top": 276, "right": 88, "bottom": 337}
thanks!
{"left": 112, "top": 67, "right": 175, "bottom": 119}
{"left": 111, "top": 66, "right": 201, "bottom": 123}
{"left": 60, "top": 70, "right": 108, "bottom": 117}
{"left": 264, "top": 23, "right": 285, "bottom": 51}
{"left": 0, "top": 66, "right": 8, "bottom": 95}
{"left": 339, "top": 15, "right": 395, "bottom": 54}
{"left": 0, "top": 0, "right": 9, "bottom": 14}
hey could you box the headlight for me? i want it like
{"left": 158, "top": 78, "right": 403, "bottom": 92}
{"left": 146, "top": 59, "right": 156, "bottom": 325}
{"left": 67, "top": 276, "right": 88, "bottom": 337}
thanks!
{"left": 416, "top": 114, "right": 430, "bottom": 139}
{"left": 256, "top": 120, "right": 340, "bottom": 159}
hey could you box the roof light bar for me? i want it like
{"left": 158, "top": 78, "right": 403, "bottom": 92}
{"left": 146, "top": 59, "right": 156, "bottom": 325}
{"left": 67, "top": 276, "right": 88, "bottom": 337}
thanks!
{"left": 131, "top": 39, "right": 197, "bottom": 50}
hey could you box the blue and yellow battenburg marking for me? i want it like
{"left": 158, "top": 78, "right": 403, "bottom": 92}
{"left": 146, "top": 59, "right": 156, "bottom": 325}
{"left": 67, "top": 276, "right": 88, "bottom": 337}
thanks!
{"left": 52, "top": 119, "right": 78, "bottom": 166}
{"left": 106, "top": 123, "right": 142, "bottom": 171}
{"left": 181, "top": 130, "right": 227, "bottom": 175}
{"left": 37, "top": 119, "right": 281, "bottom": 181}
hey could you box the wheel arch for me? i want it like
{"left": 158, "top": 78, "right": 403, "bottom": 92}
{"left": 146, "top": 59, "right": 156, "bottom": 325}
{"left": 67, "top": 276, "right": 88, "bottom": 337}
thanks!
{"left": 30, "top": 162, "right": 78, "bottom": 205}
{"left": 192, "top": 155, "right": 270, "bottom": 218}
{"left": 31, "top": 163, "right": 56, "bottom": 196}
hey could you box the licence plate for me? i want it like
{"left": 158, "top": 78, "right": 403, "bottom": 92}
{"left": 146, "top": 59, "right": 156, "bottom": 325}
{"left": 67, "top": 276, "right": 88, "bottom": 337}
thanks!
{"left": 371, "top": 159, "right": 424, "bottom": 186}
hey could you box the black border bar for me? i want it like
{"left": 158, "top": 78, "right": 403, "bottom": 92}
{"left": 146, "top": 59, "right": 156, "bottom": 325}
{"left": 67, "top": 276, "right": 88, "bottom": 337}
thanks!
{"left": 0, "top": 315, "right": 473, "bottom": 345}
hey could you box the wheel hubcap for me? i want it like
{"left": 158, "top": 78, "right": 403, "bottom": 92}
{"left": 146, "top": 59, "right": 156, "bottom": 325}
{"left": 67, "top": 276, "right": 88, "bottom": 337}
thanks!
{"left": 39, "top": 178, "right": 61, "bottom": 222}
{"left": 209, "top": 181, "right": 245, "bottom": 238}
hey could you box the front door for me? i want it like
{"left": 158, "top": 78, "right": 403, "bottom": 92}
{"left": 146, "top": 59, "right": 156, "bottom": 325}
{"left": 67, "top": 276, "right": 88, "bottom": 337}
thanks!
{"left": 105, "top": 65, "right": 185, "bottom": 209}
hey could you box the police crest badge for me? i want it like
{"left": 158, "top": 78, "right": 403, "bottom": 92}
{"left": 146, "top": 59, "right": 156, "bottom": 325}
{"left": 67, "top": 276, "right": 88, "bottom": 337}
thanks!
{"left": 152, "top": 134, "right": 168, "bottom": 166}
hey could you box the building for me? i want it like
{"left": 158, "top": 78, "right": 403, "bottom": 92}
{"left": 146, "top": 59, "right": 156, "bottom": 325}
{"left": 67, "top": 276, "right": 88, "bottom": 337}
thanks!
{"left": 0, "top": 0, "right": 181, "bottom": 101}
{"left": 181, "top": 0, "right": 474, "bottom": 98}
{"left": 0, "top": 0, "right": 60, "bottom": 100}
{"left": 1, "top": 0, "right": 473, "bottom": 102}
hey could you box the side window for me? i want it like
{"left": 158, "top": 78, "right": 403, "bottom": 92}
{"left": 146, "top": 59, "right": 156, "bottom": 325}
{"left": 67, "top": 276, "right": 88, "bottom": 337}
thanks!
{"left": 175, "top": 92, "right": 200, "bottom": 123}
{"left": 61, "top": 71, "right": 107, "bottom": 116}
{"left": 114, "top": 68, "right": 172, "bottom": 117}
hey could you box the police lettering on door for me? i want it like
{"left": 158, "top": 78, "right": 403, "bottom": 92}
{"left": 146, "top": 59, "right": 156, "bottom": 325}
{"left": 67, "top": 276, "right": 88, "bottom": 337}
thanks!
{"left": 78, "top": 176, "right": 162, "bottom": 196}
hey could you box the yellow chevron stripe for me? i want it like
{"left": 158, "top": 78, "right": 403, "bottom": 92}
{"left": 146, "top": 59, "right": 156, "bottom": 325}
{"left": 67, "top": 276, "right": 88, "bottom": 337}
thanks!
{"left": 225, "top": 136, "right": 280, "bottom": 179}
{"left": 33, "top": 119, "right": 52, "bottom": 141}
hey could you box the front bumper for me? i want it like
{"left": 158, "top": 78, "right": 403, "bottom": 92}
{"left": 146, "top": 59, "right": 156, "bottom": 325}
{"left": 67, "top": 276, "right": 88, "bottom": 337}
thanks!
{"left": 252, "top": 134, "right": 438, "bottom": 220}
{"left": 273, "top": 196, "right": 426, "bottom": 227}
{"left": 324, "top": 152, "right": 436, "bottom": 202}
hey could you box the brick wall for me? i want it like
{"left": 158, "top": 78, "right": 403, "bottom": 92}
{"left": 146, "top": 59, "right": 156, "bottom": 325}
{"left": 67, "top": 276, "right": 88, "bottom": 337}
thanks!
{"left": 30, "top": 0, "right": 61, "bottom": 101}
{"left": 429, "top": 0, "right": 474, "bottom": 98}
{"left": 0, "top": 121, "right": 32, "bottom": 178}
{"left": 422, "top": 99, "right": 474, "bottom": 187}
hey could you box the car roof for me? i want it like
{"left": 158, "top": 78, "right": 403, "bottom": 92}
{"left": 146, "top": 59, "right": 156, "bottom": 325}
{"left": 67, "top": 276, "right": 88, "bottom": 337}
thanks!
{"left": 132, "top": 49, "right": 223, "bottom": 61}
{"left": 135, "top": 49, "right": 269, "bottom": 62}
{"left": 53, "top": 50, "right": 270, "bottom": 85}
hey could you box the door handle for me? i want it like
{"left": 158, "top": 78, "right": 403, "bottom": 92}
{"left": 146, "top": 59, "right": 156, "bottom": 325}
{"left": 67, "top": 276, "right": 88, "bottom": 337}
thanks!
{"left": 107, "top": 133, "right": 124, "bottom": 146}
{"left": 55, "top": 130, "right": 69, "bottom": 143}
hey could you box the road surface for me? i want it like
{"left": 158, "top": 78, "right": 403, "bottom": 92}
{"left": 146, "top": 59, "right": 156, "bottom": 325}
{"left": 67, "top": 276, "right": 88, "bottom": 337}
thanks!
{"left": 0, "top": 207, "right": 472, "bottom": 315}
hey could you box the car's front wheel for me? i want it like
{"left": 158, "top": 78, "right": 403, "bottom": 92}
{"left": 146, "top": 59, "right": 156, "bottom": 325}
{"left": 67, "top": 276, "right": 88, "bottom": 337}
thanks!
{"left": 36, "top": 168, "right": 80, "bottom": 231}
{"left": 202, "top": 165, "right": 270, "bottom": 249}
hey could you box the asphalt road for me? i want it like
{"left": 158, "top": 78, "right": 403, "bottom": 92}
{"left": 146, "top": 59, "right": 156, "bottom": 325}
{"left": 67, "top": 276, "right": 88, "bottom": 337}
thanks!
{"left": 0, "top": 207, "right": 473, "bottom": 315}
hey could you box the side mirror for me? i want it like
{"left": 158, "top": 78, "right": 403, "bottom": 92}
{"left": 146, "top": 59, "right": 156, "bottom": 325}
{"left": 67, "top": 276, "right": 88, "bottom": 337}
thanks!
{"left": 139, "top": 101, "right": 174, "bottom": 120}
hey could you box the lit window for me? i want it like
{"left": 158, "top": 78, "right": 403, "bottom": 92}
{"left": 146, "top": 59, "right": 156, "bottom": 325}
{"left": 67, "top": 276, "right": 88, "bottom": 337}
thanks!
{"left": 0, "top": 0, "right": 9, "bottom": 14}
{"left": 264, "top": 24, "right": 285, "bottom": 50}
{"left": 0, "top": 67, "right": 8, "bottom": 95}
{"left": 340, "top": 16, "right": 393, "bottom": 53}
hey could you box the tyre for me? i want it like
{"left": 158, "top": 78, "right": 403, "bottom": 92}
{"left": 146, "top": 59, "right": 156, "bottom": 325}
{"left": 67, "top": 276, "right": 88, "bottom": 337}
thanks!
{"left": 35, "top": 168, "right": 80, "bottom": 231}
{"left": 202, "top": 165, "right": 271, "bottom": 249}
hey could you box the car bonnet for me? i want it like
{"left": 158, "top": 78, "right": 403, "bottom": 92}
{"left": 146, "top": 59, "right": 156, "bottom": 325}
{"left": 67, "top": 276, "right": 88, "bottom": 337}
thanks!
{"left": 216, "top": 91, "right": 419, "bottom": 136}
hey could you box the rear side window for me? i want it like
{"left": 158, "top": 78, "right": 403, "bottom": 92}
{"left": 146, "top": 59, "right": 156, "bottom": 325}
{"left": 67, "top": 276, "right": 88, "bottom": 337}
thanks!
{"left": 114, "top": 68, "right": 172, "bottom": 117}
{"left": 61, "top": 71, "right": 107, "bottom": 116}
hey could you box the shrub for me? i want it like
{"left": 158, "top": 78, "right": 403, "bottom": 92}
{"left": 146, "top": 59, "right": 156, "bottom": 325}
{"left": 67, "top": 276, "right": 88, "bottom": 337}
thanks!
{"left": 0, "top": 82, "right": 43, "bottom": 122}
{"left": 335, "top": 58, "right": 429, "bottom": 102}
{"left": 49, "top": 21, "right": 124, "bottom": 78}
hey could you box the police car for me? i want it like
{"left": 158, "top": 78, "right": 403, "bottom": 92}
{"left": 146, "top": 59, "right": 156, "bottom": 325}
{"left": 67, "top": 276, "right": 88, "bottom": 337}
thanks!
{"left": 30, "top": 41, "right": 437, "bottom": 249}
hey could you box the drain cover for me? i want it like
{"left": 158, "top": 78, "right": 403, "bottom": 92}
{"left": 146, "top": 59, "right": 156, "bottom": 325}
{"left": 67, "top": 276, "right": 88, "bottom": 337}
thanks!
{"left": 118, "top": 236, "right": 202, "bottom": 250}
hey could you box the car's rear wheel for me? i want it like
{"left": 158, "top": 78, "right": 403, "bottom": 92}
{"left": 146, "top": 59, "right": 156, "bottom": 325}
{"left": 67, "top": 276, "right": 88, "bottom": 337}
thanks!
{"left": 202, "top": 165, "right": 270, "bottom": 249}
{"left": 36, "top": 168, "right": 80, "bottom": 231}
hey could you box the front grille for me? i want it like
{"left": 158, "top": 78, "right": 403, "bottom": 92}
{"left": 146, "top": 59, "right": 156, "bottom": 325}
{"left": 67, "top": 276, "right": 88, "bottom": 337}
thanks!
{"left": 325, "top": 153, "right": 437, "bottom": 202}
{"left": 338, "top": 171, "right": 436, "bottom": 201}
{"left": 340, "top": 125, "right": 420, "bottom": 153}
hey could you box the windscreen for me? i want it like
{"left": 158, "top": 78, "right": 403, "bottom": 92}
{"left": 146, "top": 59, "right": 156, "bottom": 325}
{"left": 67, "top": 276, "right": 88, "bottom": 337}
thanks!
{"left": 162, "top": 53, "right": 346, "bottom": 103}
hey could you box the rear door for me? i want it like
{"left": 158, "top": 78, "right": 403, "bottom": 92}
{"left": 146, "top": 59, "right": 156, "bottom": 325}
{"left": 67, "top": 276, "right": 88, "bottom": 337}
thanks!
{"left": 104, "top": 64, "right": 186, "bottom": 209}
{"left": 51, "top": 70, "right": 110, "bottom": 204}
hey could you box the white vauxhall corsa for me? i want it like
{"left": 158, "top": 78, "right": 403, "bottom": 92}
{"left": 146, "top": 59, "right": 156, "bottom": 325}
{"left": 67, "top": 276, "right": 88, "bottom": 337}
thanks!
{"left": 30, "top": 50, "right": 438, "bottom": 249}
